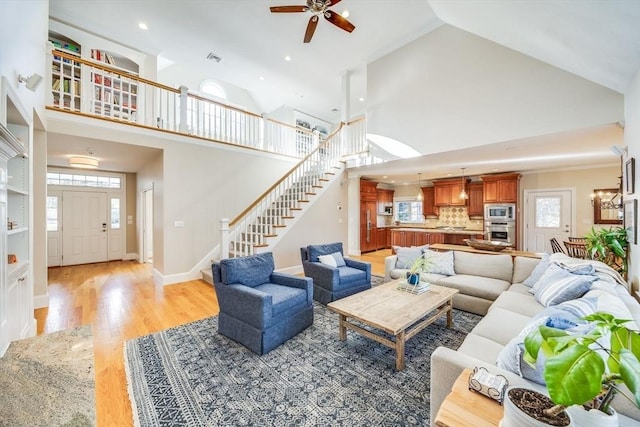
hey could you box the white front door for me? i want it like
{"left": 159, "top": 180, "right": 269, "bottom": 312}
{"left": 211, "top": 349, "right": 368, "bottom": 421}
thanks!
{"left": 62, "top": 191, "right": 108, "bottom": 266}
{"left": 524, "top": 189, "right": 574, "bottom": 253}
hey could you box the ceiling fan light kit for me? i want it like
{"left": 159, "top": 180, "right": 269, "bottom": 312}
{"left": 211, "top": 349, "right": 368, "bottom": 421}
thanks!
{"left": 270, "top": 0, "right": 355, "bottom": 43}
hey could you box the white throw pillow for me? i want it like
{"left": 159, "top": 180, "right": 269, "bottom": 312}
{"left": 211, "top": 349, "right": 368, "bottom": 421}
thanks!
{"left": 395, "top": 247, "right": 423, "bottom": 269}
{"left": 422, "top": 249, "right": 455, "bottom": 276}
{"left": 318, "top": 252, "right": 346, "bottom": 268}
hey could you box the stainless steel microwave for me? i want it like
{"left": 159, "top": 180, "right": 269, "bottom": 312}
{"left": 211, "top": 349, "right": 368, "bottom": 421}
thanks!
{"left": 485, "top": 204, "right": 516, "bottom": 221}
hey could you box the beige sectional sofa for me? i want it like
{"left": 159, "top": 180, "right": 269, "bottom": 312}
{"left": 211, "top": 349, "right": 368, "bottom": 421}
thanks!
{"left": 384, "top": 249, "right": 640, "bottom": 426}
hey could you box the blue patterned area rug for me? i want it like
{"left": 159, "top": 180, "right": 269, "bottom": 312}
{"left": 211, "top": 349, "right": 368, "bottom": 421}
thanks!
{"left": 125, "top": 297, "right": 481, "bottom": 426}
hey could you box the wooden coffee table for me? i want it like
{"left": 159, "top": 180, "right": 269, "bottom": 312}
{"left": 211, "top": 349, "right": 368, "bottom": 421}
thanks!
{"left": 327, "top": 280, "right": 458, "bottom": 370}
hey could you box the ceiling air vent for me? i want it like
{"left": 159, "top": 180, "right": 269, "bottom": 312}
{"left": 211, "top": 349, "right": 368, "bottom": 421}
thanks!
{"left": 206, "top": 52, "right": 222, "bottom": 63}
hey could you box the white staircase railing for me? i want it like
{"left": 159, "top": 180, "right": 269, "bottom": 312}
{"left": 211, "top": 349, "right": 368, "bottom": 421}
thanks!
{"left": 221, "top": 123, "right": 350, "bottom": 258}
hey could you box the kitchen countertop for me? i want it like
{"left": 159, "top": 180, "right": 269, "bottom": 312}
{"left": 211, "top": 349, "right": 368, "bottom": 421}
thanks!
{"left": 383, "top": 226, "right": 485, "bottom": 235}
{"left": 430, "top": 243, "right": 542, "bottom": 259}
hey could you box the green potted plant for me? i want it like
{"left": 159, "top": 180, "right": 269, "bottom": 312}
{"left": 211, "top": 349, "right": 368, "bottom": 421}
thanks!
{"left": 584, "top": 226, "right": 628, "bottom": 278}
{"left": 521, "top": 312, "right": 640, "bottom": 426}
{"left": 405, "top": 255, "right": 431, "bottom": 285}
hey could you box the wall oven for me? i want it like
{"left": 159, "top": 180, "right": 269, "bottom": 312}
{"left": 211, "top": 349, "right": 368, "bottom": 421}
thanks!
{"left": 484, "top": 221, "right": 516, "bottom": 245}
{"left": 485, "top": 204, "right": 516, "bottom": 221}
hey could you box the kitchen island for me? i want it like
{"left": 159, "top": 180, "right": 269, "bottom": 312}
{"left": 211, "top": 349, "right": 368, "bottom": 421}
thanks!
{"left": 388, "top": 227, "right": 485, "bottom": 248}
{"left": 430, "top": 243, "right": 542, "bottom": 259}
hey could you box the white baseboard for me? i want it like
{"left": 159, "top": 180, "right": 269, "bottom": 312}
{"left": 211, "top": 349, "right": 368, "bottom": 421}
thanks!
{"left": 33, "top": 293, "right": 50, "bottom": 309}
{"left": 123, "top": 253, "right": 139, "bottom": 261}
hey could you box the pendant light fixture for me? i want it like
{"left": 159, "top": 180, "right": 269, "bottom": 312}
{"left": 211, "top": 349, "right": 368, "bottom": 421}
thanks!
{"left": 459, "top": 168, "right": 468, "bottom": 200}
{"left": 416, "top": 173, "right": 423, "bottom": 201}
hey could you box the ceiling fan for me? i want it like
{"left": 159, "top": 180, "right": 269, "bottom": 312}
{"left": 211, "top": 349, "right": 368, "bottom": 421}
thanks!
{"left": 270, "top": 0, "right": 355, "bottom": 43}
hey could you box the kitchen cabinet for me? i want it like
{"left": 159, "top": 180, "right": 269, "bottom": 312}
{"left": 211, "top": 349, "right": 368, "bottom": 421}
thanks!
{"left": 443, "top": 233, "right": 485, "bottom": 245}
{"left": 377, "top": 189, "right": 394, "bottom": 213}
{"left": 429, "top": 233, "right": 445, "bottom": 244}
{"left": 481, "top": 173, "right": 521, "bottom": 203}
{"left": 360, "top": 179, "right": 377, "bottom": 201}
{"left": 360, "top": 180, "right": 379, "bottom": 252}
{"left": 390, "top": 230, "right": 446, "bottom": 247}
{"left": 390, "top": 230, "right": 415, "bottom": 247}
{"left": 376, "top": 228, "right": 386, "bottom": 250}
{"left": 467, "top": 182, "right": 484, "bottom": 216}
{"left": 422, "top": 187, "right": 438, "bottom": 217}
{"left": 433, "top": 178, "right": 469, "bottom": 206}
{"left": 413, "top": 231, "right": 430, "bottom": 246}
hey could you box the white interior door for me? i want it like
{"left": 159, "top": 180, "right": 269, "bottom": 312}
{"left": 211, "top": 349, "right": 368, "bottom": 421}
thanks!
{"left": 62, "top": 191, "right": 108, "bottom": 266}
{"left": 524, "top": 189, "right": 573, "bottom": 253}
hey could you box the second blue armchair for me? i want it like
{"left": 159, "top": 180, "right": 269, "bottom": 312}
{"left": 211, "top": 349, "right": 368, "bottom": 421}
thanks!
{"left": 300, "top": 242, "right": 371, "bottom": 305}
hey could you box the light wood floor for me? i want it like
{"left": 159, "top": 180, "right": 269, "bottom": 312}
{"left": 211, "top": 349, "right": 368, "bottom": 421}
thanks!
{"left": 34, "top": 251, "right": 389, "bottom": 426}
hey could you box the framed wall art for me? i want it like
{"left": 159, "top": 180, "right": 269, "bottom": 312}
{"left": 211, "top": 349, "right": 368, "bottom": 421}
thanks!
{"left": 625, "top": 158, "right": 635, "bottom": 195}
{"left": 624, "top": 199, "right": 637, "bottom": 244}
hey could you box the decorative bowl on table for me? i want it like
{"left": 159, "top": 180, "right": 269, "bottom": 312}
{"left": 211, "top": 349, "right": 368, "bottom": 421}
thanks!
{"left": 463, "top": 239, "right": 513, "bottom": 252}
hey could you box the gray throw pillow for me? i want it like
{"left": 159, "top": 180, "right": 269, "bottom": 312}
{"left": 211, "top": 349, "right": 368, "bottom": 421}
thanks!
{"left": 395, "top": 247, "right": 423, "bottom": 269}
{"left": 422, "top": 249, "right": 455, "bottom": 276}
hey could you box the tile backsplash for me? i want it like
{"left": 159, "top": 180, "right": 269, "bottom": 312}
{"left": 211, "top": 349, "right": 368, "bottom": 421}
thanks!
{"left": 437, "top": 207, "right": 473, "bottom": 228}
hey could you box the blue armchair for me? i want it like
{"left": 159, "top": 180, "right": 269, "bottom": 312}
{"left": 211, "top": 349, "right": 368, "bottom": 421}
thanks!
{"left": 300, "top": 242, "right": 371, "bottom": 305}
{"left": 212, "top": 252, "right": 313, "bottom": 355}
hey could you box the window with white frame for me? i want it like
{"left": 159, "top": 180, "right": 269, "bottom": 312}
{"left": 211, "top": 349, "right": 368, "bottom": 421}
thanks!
{"left": 47, "top": 172, "right": 121, "bottom": 189}
{"left": 395, "top": 197, "right": 424, "bottom": 223}
{"left": 47, "top": 196, "right": 58, "bottom": 231}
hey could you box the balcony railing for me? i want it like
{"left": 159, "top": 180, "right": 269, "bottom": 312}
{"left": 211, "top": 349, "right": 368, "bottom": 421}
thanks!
{"left": 47, "top": 49, "right": 335, "bottom": 159}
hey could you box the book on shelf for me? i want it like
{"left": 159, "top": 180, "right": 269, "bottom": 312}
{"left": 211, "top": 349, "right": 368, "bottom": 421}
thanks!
{"left": 52, "top": 78, "right": 61, "bottom": 91}
{"left": 397, "top": 281, "right": 431, "bottom": 294}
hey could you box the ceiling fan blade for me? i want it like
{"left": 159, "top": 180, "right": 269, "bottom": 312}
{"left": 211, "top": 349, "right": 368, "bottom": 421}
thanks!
{"left": 270, "top": 5, "right": 307, "bottom": 13}
{"left": 304, "top": 15, "right": 319, "bottom": 43}
{"left": 327, "top": 0, "right": 342, "bottom": 6}
{"left": 323, "top": 9, "right": 355, "bottom": 33}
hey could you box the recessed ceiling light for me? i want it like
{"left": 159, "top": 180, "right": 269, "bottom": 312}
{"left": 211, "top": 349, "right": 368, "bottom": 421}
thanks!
{"left": 341, "top": 10, "right": 350, "bottom": 18}
{"left": 138, "top": 22, "right": 148, "bottom": 30}
{"left": 259, "top": 76, "right": 265, "bottom": 81}
{"left": 284, "top": 55, "right": 291, "bottom": 61}
{"left": 359, "top": 97, "right": 364, "bottom": 102}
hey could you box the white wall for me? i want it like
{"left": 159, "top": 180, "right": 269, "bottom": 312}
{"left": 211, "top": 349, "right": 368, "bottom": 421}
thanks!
{"left": 520, "top": 166, "right": 621, "bottom": 237}
{"left": 159, "top": 63, "right": 260, "bottom": 113}
{"left": 624, "top": 68, "right": 640, "bottom": 296}
{"left": 367, "top": 24, "right": 624, "bottom": 153}
{"left": 0, "top": 0, "right": 48, "bottom": 120}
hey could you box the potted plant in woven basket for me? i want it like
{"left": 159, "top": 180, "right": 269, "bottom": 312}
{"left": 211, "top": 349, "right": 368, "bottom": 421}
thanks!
{"left": 511, "top": 312, "right": 640, "bottom": 427}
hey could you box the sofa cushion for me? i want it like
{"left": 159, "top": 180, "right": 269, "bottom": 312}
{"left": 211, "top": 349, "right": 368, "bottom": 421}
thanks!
{"left": 318, "top": 252, "right": 346, "bottom": 268}
{"left": 221, "top": 252, "right": 274, "bottom": 288}
{"left": 423, "top": 249, "right": 455, "bottom": 275}
{"left": 513, "top": 256, "right": 543, "bottom": 285}
{"left": 457, "top": 333, "right": 505, "bottom": 365}
{"left": 307, "top": 242, "right": 343, "bottom": 262}
{"left": 337, "top": 266, "right": 367, "bottom": 286}
{"left": 396, "top": 247, "right": 423, "bottom": 269}
{"left": 254, "top": 283, "right": 307, "bottom": 316}
{"left": 471, "top": 307, "right": 533, "bottom": 346}
{"left": 437, "top": 274, "right": 510, "bottom": 301}
{"left": 508, "top": 283, "right": 533, "bottom": 295}
{"left": 490, "top": 291, "right": 544, "bottom": 318}
{"left": 453, "top": 251, "right": 513, "bottom": 282}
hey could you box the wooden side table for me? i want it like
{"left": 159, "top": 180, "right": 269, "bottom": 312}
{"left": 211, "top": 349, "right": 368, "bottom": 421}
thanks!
{"left": 434, "top": 368, "right": 504, "bottom": 427}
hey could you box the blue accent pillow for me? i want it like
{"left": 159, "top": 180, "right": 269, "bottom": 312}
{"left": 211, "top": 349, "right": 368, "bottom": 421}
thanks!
{"left": 522, "top": 253, "right": 550, "bottom": 287}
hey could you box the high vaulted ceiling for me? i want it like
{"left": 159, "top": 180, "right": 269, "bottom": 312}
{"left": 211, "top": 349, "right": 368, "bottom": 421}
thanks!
{"left": 47, "top": 0, "right": 640, "bottom": 176}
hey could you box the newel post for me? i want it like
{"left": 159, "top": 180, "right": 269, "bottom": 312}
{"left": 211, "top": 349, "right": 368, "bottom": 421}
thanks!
{"left": 220, "top": 218, "right": 230, "bottom": 259}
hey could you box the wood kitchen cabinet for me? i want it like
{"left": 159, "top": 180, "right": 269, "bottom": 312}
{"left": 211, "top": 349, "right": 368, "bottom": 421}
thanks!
{"left": 390, "top": 230, "right": 416, "bottom": 247}
{"left": 376, "top": 228, "right": 387, "bottom": 250}
{"left": 429, "top": 233, "right": 445, "bottom": 244}
{"left": 467, "top": 182, "right": 484, "bottom": 216}
{"left": 377, "top": 189, "right": 394, "bottom": 213}
{"left": 433, "top": 178, "right": 470, "bottom": 206}
{"left": 481, "top": 173, "right": 521, "bottom": 203}
{"left": 360, "top": 180, "right": 378, "bottom": 252}
{"left": 422, "top": 187, "right": 438, "bottom": 216}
